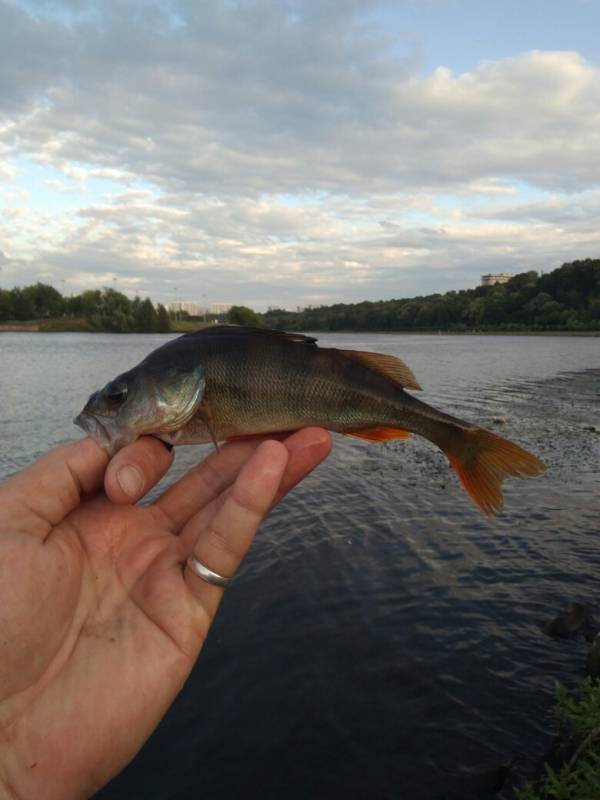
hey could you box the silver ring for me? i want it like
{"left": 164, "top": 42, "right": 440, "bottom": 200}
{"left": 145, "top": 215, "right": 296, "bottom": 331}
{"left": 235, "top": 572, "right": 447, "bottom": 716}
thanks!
{"left": 187, "top": 555, "right": 232, "bottom": 588}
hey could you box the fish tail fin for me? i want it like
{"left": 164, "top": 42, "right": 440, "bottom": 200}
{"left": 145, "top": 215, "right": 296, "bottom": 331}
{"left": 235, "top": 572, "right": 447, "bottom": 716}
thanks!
{"left": 442, "top": 428, "right": 546, "bottom": 515}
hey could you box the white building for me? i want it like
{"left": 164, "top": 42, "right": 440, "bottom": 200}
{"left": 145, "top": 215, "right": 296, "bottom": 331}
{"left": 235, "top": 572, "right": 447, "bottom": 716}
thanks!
{"left": 167, "top": 301, "right": 233, "bottom": 317}
{"left": 481, "top": 273, "right": 512, "bottom": 287}
{"left": 167, "top": 301, "right": 204, "bottom": 316}
{"left": 208, "top": 303, "right": 232, "bottom": 315}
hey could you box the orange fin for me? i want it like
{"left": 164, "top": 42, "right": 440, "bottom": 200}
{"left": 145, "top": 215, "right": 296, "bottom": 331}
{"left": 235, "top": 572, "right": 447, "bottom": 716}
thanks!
{"left": 345, "top": 426, "right": 411, "bottom": 442}
{"left": 343, "top": 350, "right": 421, "bottom": 390}
{"left": 444, "top": 428, "right": 546, "bottom": 515}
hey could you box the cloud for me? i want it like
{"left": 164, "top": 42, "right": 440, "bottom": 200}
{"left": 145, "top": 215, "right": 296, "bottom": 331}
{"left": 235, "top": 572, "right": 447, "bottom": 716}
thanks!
{"left": 42, "top": 178, "right": 81, "bottom": 193}
{"left": 3, "top": 2, "right": 599, "bottom": 195}
{"left": 0, "top": 1, "right": 599, "bottom": 306}
{"left": 3, "top": 185, "right": 599, "bottom": 307}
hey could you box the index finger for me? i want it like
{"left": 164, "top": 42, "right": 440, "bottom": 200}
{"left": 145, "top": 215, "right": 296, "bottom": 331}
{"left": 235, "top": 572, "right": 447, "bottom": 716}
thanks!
{"left": 104, "top": 436, "right": 174, "bottom": 504}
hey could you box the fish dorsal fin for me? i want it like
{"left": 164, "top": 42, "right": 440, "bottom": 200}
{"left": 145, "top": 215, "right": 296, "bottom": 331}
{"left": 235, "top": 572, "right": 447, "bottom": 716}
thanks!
{"left": 183, "top": 326, "right": 318, "bottom": 346}
{"left": 343, "top": 350, "right": 421, "bottom": 390}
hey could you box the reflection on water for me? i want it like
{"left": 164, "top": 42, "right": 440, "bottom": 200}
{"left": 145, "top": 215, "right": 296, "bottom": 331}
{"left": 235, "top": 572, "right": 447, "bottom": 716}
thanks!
{"left": 1, "top": 332, "right": 599, "bottom": 799}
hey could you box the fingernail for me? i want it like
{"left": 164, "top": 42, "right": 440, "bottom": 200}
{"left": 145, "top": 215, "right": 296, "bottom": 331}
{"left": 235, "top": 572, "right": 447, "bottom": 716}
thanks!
{"left": 116, "top": 465, "right": 144, "bottom": 497}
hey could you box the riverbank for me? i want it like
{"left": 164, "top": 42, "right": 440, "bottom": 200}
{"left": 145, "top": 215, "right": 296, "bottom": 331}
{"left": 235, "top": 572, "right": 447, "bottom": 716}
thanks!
{"left": 0, "top": 319, "right": 93, "bottom": 332}
{"left": 0, "top": 321, "right": 41, "bottom": 331}
{"left": 0, "top": 319, "right": 209, "bottom": 333}
{"left": 1, "top": 320, "right": 599, "bottom": 336}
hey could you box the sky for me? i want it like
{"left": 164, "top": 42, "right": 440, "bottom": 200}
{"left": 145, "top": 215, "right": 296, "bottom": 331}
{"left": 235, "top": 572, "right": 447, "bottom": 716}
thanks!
{"left": 1, "top": 0, "right": 600, "bottom": 310}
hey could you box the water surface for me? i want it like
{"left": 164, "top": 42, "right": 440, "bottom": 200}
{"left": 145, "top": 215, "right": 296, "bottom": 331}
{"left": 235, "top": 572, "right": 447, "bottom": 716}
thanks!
{"left": 1, "top": 332, "right": 599, "bottom": 799}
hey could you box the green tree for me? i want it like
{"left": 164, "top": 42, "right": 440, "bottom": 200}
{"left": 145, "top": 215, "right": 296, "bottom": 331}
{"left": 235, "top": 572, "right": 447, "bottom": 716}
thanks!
{"left": 0, "top": 289, "right": 13, "bottom": 320}
{"left": 10, "top": 288, "right": 36, "bottom": 320}
{"left": 22, "top": 283, "right": 64, "bottom": 318}
{"left": 69, "top": 290, "right": 102, "bottom": 319}
{"left": 255, "top": 259, "right": 599, "bottom": 332}
{"left": 134, "top": 297, "right": 158, "bottom": 332}
{"left": 156, "top": 304, "right": 171, "bottom": 332}
{"left": 228, "top": 305, "right": 262, "bottom": 327}
{"left": 90, "top": 288, "right": 134, "bottom": 333}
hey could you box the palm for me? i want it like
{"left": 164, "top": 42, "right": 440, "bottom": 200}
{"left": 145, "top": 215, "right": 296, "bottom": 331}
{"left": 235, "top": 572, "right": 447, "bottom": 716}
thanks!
{"left": 0, "top": 430, "right": 330, "bottom": 800}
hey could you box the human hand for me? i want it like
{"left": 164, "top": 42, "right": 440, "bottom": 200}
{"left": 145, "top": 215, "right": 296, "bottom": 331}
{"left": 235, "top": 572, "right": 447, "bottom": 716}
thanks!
{"left": 0, "top": 429, "right": 331, "bottom": 800}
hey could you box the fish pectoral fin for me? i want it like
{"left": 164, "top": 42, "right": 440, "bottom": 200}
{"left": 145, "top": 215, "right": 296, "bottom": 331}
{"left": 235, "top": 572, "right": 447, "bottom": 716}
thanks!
{"left": 345, "top": 426, "right": 412, "bottom": 442}
{"left": 342, "top": 351, "right": 421, "bottom": 390}
{"left": 196, "top": 405, "right": 220, "bottom": 452}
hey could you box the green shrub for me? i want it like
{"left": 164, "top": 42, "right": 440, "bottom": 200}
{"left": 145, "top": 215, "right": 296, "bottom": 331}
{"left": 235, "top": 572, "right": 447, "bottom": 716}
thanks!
{"left": 517, "top": 679, "right": 600, "bottom": 800}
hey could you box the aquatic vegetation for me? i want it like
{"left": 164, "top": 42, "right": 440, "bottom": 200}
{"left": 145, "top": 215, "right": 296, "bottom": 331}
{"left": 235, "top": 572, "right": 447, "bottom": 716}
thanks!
{"left": 517, "top": 678, "right": 600, "bottom": 800}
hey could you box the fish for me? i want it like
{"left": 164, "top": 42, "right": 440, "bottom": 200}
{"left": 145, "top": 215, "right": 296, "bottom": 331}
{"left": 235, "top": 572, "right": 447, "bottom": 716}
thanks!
{"left": 75, "top": 326, "right": 546, "bottom": 514}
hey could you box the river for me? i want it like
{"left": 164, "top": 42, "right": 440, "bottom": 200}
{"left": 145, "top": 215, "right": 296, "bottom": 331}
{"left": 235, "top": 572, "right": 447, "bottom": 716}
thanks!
{"left": 1, "top": 332, "right": 599, "bottom": 799}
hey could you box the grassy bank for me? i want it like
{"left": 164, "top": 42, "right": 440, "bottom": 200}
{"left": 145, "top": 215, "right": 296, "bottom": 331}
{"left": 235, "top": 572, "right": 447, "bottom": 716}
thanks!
{"left": 170, "top": 320, "right": 213, "bottom": 332}
{"left": 0, "top": 321, "right": 40, "bottom": 331}
{"left": 39, "top": 318, "right": 95, "bottom": 332}
{"left": 0, "top": 319, "right": 217, "bottom": 333}
{"left": 517, "top": 679, "right": 600, "bottom": 799}
{"left": 0, "top": 318, "right": 94, "bottom": 332}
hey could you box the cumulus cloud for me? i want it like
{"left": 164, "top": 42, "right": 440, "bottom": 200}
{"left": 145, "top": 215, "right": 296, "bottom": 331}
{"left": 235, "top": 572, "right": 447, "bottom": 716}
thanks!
{"left": 3, "top": 2, "right": 600, "bottom": 195}
{"left": 0, "top": 0, "right": 599, "bottom": 306}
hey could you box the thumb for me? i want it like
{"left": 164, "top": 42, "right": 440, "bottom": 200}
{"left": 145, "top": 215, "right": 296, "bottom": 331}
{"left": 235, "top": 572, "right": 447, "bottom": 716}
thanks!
{"left": 104, "top": 437, "right": 174, "bottom": 504}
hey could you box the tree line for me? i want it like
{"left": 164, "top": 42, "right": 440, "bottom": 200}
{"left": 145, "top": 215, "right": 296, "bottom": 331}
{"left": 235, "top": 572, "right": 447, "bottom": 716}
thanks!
{"left": 0, "top": 284, "right": 171, "bottom": 333}
{"left": 262, "top": 259, "right": 600, "bottom": 332}
{"left": 1, "top": 259, "right": 599, "bottom": 333}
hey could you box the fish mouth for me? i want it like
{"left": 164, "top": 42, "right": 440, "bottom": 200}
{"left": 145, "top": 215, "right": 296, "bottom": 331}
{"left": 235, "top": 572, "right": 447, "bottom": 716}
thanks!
{"left": 74, "top": 411, "right": 136, "bottom": 456}
{"left": 74, "top": 411, "right": 113, "bottom": 449}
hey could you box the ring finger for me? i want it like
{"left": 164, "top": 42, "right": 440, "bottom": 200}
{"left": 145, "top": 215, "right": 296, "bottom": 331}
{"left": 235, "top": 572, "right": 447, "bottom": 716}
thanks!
{"left": 183, "top": 440, "right": 288, "bottom": 620}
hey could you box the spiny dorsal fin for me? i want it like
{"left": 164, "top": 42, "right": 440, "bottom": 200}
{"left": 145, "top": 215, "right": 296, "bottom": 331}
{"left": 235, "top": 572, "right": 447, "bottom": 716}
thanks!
{"left": 342, "top": 350, "right": 421, "bottom": 390}
{"left": 183, "top": 326, "right": 318, "bottom": 345}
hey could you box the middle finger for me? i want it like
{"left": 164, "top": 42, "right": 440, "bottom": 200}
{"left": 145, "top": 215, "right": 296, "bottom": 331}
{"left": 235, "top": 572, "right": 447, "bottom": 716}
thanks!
{"left": 178, "top": 427, "right": 332, "bottom": 550}
{"left": 153, "top": 437, "right": 274, "bottom": 531}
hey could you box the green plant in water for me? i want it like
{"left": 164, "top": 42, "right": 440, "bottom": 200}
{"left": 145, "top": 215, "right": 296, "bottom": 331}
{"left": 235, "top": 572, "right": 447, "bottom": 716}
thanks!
{"left": 517, "top": 678, "right": 600, "bottom": 800}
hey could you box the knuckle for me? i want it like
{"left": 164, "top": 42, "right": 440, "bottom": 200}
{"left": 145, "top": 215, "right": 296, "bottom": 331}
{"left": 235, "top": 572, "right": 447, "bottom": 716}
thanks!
{"left": 230, "top": 485, "right": 266, "bottom": 518}
{"left": 195, "top": 459, "right": 224, "bottom": 497}
{"left": 205, "top": 527, "right": 245, "bottom": 564}
{"left": 143, "top": 437, "right": 172, "bottom": 472}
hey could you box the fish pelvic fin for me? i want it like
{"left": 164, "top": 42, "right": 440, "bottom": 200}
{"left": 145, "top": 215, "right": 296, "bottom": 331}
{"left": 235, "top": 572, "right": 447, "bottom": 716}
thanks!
{"left": 345, "top": 426, "right": 411, "bottom": 442}
{"left": 342, "top": 351, "right": 421, "bottom": 390}
{"left": 443, "top": 428, "right": 546, "bottom": 515}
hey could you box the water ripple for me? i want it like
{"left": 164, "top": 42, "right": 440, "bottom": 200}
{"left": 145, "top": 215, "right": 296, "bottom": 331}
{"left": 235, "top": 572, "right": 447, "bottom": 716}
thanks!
{"left": 1, "top": 332, "right": 599, "bottom": 799}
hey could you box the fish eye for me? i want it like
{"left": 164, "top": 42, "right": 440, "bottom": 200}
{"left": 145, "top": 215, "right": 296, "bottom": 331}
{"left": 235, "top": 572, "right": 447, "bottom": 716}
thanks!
{"left": 106, "top": 384, "right": 128, "bottom": 406}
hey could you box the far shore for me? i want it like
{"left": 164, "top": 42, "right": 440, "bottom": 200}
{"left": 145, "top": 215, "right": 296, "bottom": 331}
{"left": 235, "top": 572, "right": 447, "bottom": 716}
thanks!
{"left": 1, "top": 321, "right": 599, "bottom": 336}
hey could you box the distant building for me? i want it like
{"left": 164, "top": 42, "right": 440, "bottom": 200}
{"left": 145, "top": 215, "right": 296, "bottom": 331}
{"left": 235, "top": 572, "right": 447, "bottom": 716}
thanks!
{"left": 167, "top": 301, "right": 232, "bottom": 317}
{"left": 481, "top": 273, "right": 512, "bottom": 287}
{"left": 208, "top": 303, "right": 232, "bottom": 315}
{"left": 167, "top": 301, "right": 203, "bottom": 316}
